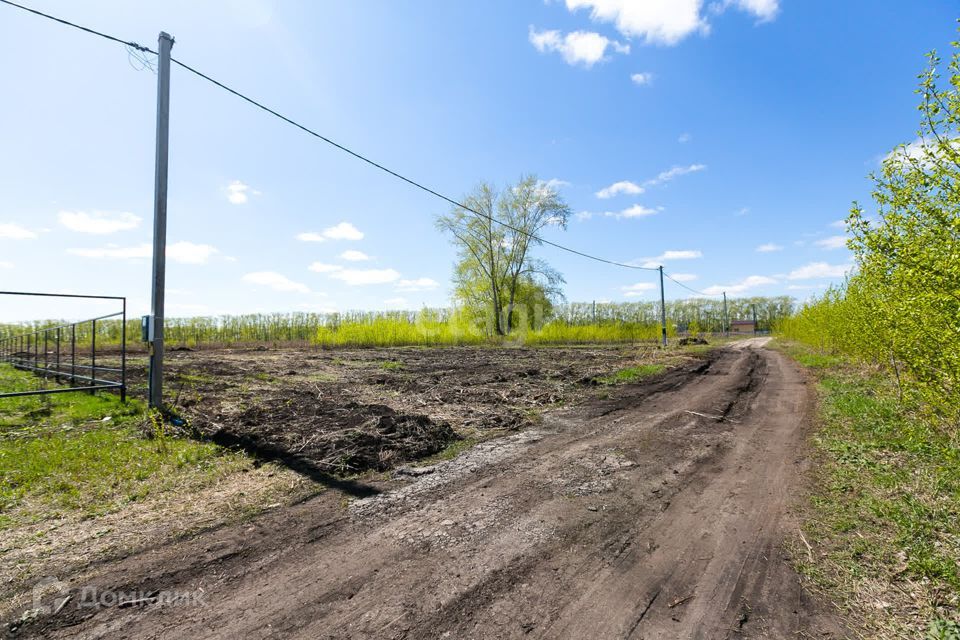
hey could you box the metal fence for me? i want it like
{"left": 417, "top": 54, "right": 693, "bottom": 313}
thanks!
{"left": 0, "top": 292, "right": 127, "bottom": 401}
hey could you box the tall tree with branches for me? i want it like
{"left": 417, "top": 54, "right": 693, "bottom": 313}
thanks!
{"left": 436, "top": 175, "right": 571, "bottom": 335}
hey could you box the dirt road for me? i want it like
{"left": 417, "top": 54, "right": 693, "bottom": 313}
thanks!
{"left": 18, "top": 339, "right": 846, "bottom": 639}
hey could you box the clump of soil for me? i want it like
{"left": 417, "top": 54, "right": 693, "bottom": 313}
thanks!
{"left": 678, "top": 336, "right": 709, "bottom": 346}
{"left": 192, "top": 394, "right": 458, "bottom": 475}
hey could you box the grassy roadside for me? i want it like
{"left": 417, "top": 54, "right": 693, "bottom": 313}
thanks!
{"left": 0, "top": 363, "right": 311, "bottom": 611}
{"left": 774, "top": 341, "right": 960, "bottom": 639}
{"left": 0, "top": 364, "right": 259, "bottom": 530}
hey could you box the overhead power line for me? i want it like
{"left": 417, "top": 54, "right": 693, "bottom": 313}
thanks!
{"left": 663, "top": 272, "right": 720, "bottom": 297}
{"left": 1, "top": 0, "right": 659, "bottom": 273}
{"left": 0, "top": 0, "right": 154, "bottom": 53}
{"left": 168, "top": 58, "right": 661, "bottom": 272}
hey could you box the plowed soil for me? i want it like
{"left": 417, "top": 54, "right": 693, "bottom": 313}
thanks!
{"left": 10, "top": 339, "right": 848, "bottom": 639}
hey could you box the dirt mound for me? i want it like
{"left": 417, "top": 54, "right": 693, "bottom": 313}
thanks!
{"left": 193, "top": 395, "right": 457, "bottom": 474}
{"left": 678, "top": 336, "right": 709, "bottom": 346}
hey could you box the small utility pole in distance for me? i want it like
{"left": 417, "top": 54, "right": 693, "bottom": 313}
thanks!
{"left": 148, "top": 31, "right": 174, "bottom": 410}
{"left": 659, "top": 265, "right": 667, "bottom": 347}
{"left": 722, "top": 291, "right": 729, "bottom": 336}
{"left": 752, "top": 303, "right": 758, "bottom": 334}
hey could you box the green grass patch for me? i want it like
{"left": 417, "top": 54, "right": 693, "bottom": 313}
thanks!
{"left": 379, "top": 360, "right": 404, "bottom": 371}
{"left": 174, "top": 372, "right": 218, "bottom": 386}
{"left": 0, "top": 364, "right": 248, "bottom": 528}
{"left": 777, "top": 341, "right": 960, "bottom": 636}
{"left": 596, "top": 364, "right": 666, "bottom": 385}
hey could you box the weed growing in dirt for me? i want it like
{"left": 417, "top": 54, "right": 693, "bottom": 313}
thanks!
{"left": 776, "top": 342, "right": 960, "bottom": 638}
{"left": 596, "top": 364, "right": 666, "bottom": 385}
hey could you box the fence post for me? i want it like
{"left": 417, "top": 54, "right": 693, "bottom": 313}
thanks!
{"left": 90, "top": 318, "right": 97, "bottom": 394}
{"left": 722, "top": 291, "right": 729, "bottom": 336}
{"left": 121, "top": 298, "right": 127, "bottom": 402}
{"left": 71, "top": 324, "right": 76, "bottom": 387}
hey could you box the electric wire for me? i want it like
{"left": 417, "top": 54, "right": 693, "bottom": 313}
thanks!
{"left": 0, "top": 0, "right": 155, "bottom": 53}
{"left": 663, "top": 272, "right": 721, "bottom": 297}
{"left": 0, "top": 0, "right": 660, "bottom": 273}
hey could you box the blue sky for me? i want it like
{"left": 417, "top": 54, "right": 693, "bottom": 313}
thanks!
{"left": 0, "top": 0, "right": 956, "bottom": 321}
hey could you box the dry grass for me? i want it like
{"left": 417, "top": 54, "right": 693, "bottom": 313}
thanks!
{"left": 0, "top": 460, "right": 309, "bottom": 618}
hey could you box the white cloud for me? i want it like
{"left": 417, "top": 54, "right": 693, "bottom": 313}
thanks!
{"left": 669, "top": 273, "right": 698, "bottom": 282}
{"left": 330, "top": 268, "right": 401, "bottom": 286}
{"left": 340, "top": 250, "right": 370, "bottom": 262}
{"left": 637, "top": 249, "right": 702, "bottom": 268}
{"left": 756, "top": 242, "right": 783, "bottom": 253}
{"left": 167, "top": 241, "right": 219, "bottom": 264}
{"left": 225, "top": 180, "right": 259, "bottom": 205}
{"left": 734, "top": 207, "right": 750, "bottom": 217}
{"left": 815, "top": 235, "right": 848, "bottom": 250}
{"left": 578, "top": 204, "right": 660, "bottom": 221}
{"left": 882, "top": 136, "right": 960, "bottom": 168}
{"left": 566, "top": 0, "right": 707, "bottom": 45}
{"left": 596, "top": 180, "right": 644, "bottom": 199}
{"left": 829, "top": 219, "right": 847, "bottom": 229}
{"left": 384, "top": 297, "right": 409, "bottom": 307}
{"left": 678, "top": 132, "right": 692, "bottom": 143}
{"left": 544, "top": 178, "right": 570, "bottom": 190}
{"left": 647, "top": 249, "right": 702, "bottom": 263}
{"left": 564, "top": 0, "right": 778, "bottom": 45}
{"left": 322, "top": 221, "right": 364, "bottom": 240}
{"left": 58, "top": 210, "right": 141, "bottom": 234}
{"left": 713, "top": 0, "right": 780, "bottom": 22}
{"left": 297, "top": 223, "right": 364, "bottom": 242}
{"left": 0, "top": 223, "right": 37, "bottom": 240}
{"left": 67, "top": 243, "right": 151, "bottom": 259}
{"left": 396, "top": 277, "right": 440, "bottom": 292}
{"left": 631, "top": 72, "right": 654, "bottom": 86}
{"left": 645, "top": 163, "right": 707, "bottom": 187}
{"left": 242, "top": 271, "right": 309, "bottom": 293}
{"left": 702, "top": 274, "right": 776, "bottom": 295}
{"left": 308, "top": 262, "right": 343, "bottom": 273}
{"left": 618, "top": 204, "right": 658, "bottom": 218}
{"left": 622, "top": 282, "right": 656, "bottom": 297}
{"left": 0, "top": 261, "right": 13, "bottom": 269}
{"left": 787, "top": 262, "right": 854, "bottom": 280}
{"left": 66, "top": 241, "right": 218, "bottom": 263}
{"left": 529, "top": 27, "right": 629, "bottom": 67}
{"left": 888, "top": 138, "right": 929, "bottom": 163}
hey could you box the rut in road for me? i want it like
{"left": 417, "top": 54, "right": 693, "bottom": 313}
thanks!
{"left": 22, "top": 339, "right": 847, "bottom": 639}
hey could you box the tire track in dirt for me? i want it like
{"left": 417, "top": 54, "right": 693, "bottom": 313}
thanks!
{"left": 13, "top": 340, "right": 847, "bottom": 639}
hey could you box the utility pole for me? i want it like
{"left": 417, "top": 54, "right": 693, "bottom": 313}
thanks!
{"left": 148, "top": 32, "right": 174, "bottom": 410}
{"left": 659, "top": 265, "right": 667, "bottom": 347}
{"left": 752, "top": 303, "right": 758, "bottom": 334}
{"left": 722, "top": 291, "right": 729, "bottom": 336}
